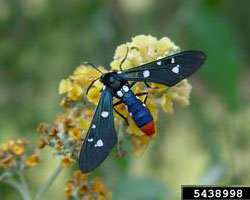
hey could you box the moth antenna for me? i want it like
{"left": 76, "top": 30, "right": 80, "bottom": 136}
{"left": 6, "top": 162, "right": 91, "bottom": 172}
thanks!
{"left": 82, "top": 62, "right": 103, "bottom": 74}
{"left": 86, "top": 77, "right": 100, "bottom": 95}
{"left": 119, "top": 46, "right": 129, "bottom": 71}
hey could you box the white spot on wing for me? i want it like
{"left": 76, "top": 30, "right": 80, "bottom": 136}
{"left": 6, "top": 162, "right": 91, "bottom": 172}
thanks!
{"left": 117, "top": 71, "right": 122, "bottom": 74}
{"left": 136, "top": 96, "right": 140, "bottom": 99}
{"left": 143, "top": 70, "right": 150, "bottom": 78}
{"left": 122, "top": 85, "right": 129, "bottom": 92}
{"left": 94, "top": 139, "right": 103, "bottom": 147}
{"left": 117, "top": 90, "right": 123, "bottom": 97}
{"left": 172, "top": 65, "right": 180, "bottom": 74}
{"left": 130, "top": 112, "right": 133, "bottom": 116}
{"left": 92, "top": 124, "right": 96, "bottom": 129}
{"left": 88, "top": 138, "right": 93, "bottom": 142}
{"left": 101, "top": 111, "right": 109, "bottom": 118}
{"left": 171, "top": 58, "right": 175, "bottom": 63}
{"left": 157, "top": 61, "right": 161, "bottom": 65}
{"left": 143, "top": 103, "right": 146, "bottom": 107}
{"left": 102, "top": 86, "right": 106, "bottom": 90}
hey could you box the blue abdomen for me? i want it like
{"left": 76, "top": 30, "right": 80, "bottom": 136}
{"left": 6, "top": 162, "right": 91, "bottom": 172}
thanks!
{"left": 122, "top": 90, "right": 153, "bottom": 128}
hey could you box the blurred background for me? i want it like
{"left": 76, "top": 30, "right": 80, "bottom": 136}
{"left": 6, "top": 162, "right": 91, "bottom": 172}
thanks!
{"left": 0, "top": 0, "right": 250, "bottom": 199}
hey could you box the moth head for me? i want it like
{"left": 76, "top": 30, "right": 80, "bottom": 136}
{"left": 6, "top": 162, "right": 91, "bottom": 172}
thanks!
{"left": 100, "top": 72, "right": 125, "bottom": 91}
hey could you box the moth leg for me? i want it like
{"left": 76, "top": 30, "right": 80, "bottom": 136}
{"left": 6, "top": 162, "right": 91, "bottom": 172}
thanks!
{"left": 144, "top": 81, "right": 158, "bottom": 89}
{"left": 113, "top": 100, "right": 123, "bottom": 107}
{"left": 86, "top": 78, "right": 100, "bottom": 95}
{"left": 113, "top": 108, "right": 129, "bottom": 126}
{"left": 135, "top": 92, "right": 148, "bottom": 104}
{"left": 113, "top": 101, "right": 129, "bottom": 125}
{"left": 130, "top": 81, "right": 137, "bottom": 89}
{"left": 119, "top": 47, "right": 129, "bottom": 71}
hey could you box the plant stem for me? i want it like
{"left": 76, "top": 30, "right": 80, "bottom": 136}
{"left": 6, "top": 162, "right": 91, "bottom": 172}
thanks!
{"left": 18, "top": 171, "right": 32, "bottom": 200}
{"left": 4, "top": 179, "right": 31, "bottom": 200}
{"left": 34, "top": 161, "right": 62, "bottom": 200}
{"left": 0, "top": 172, "right": 12, "bottom": 181}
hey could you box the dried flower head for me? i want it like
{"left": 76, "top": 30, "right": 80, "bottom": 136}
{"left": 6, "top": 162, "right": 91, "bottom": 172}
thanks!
{"left": 0, "top": 139, "right": 40, "bottom": 170}
{"left": 64, "top": 170, "right": 112, "bottom": 200}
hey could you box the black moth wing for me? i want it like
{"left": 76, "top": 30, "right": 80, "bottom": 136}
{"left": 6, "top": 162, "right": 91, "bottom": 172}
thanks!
{"left": 118, "top": 51, "right": 206, "bottom": 86}
{"left": 79, "top": 87, "right": 117, "bottom": 173}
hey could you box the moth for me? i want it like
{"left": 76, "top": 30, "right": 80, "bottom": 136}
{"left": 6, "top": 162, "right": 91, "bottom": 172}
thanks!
{"left": 79, "top": 50, "right": 206, "bottom": 173}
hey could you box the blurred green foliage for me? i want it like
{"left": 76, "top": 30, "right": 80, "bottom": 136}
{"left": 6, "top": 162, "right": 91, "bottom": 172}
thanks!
{"left": 1, "top": 0, "right": 250, "bottom": 199}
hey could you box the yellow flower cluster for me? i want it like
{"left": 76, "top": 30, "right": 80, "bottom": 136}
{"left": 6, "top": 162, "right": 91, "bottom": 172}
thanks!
{"left": 110, "top": 35, "right": 192, "bottom": 152}
{"left": 59, "top": 65, "right": 106, "bottom": 103}
{"left": 111, "top": 35, "right": 191, "bottom": 130}
{"left": 111, "top": 35, "right": 178, "bottom": 70}
{"left": 0, "top": 139, "right": 40, "bottom": 169}
{"left": 57, "top": 35, "right": 192, "bottom": 155}
{"left": 37, "top": 107, "right": 94, "bottom": 167}
{"left": 64, "top": 170, "right": 112, "bottom": 200}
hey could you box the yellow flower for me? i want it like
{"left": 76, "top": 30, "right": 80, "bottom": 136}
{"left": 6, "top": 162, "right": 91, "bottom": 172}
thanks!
{"left": 59, "top": 97, "right": 72, "bottom": 109}
{"left": 156, "top": 37, "right": 175, "bottom": 56}
{"left": 97, "top": 196, "right": 107, "bottom": 200}
{"left": 127, "top": 118, "right": 143, "bottom": 136}
{"left": 78, "top": 184, "right": 89, "bottom": 195}
{"left": 87, "top": 87, "right": 101, "bottom": 105}
{"left": 172, "top": 79, "right": 192, "bottom": 107}
{"left": 61, "top": 153, "right": 73, "bottom": 168}
{"left": 59, "top": 79, "right": 72, "bottom": 94}
{"left": 70, "top": 65, "right": 103, "bottom": 89}
{"left": 82, "top": 195, "right": 95, "bottom": 200}
{"left": 64, "top": 172, "right": 112, "bottom": 199}
{"left": 37, "top": 122, "right": 49, "bottom": 134}
{"left": 64, "top": 181, "right": 74, "bottom": 197}
{"left": 25, "top": 153, "right": 39, "bottom": 167}
{"left": 84, "top": 109, "right": 94, "bottom": 117}
{"left": 38, "top": 138, "right": 49, "bottom": 149}
{"left": 92, "top": 178, "right": 112, "bottom": 198}
{"left": 69, "top": 127, "right": 82, "bottom": 140}
{"left": 111, "top": 44, "right": 136, "bottom": 70}
{"left": 131, "top": 135, "right": 151, "bottom": 156}
{"left": 0, "top": 154, "right": 14, "bottom": 168}
{"left": 93, "top": 178, "right": 105, "bottom": 194}
{"left": 131, "top": 35, "right": 159, "bottom": 61}
{"left": 77, "top": 118, "right": 89, "bottom": 130}
{"left": 16, "top": 139, "right": 28, "bottom": 146}
{"left": 0, "top": 142, "right": 9, "bottom": 151}
{"left": 74, "top": 170, "right": 87, "bottom": 180}
{"left": 55, "top": 139, "right": 63, "bottom": 151}
{"left": 67, "top": 83, "right": 83, "bottom": 101}
{"left": 146, "top": 100, "right": 158, "bottom": 120}
{"left": 12, "top": 144, "right": 25, "bottom": 155}
{"left": 160, "top": 93, "right": 174, "bottom": 114}
{"left": 0, "top": 149, "right": 4, "bottom": 157}
{"left": 1, "top": 140, "right": 15, "bottom": 151}
{"left": 151, "top": 83, "right": 168, "bottom": 92}
{"left": 102, "top": 190, "right": 113, "bottom": 199}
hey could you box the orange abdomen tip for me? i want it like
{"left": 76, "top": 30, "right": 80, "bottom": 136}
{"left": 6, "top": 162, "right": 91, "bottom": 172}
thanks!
{"left": 140, "top": 121, "right": 155, "bottom": 136}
